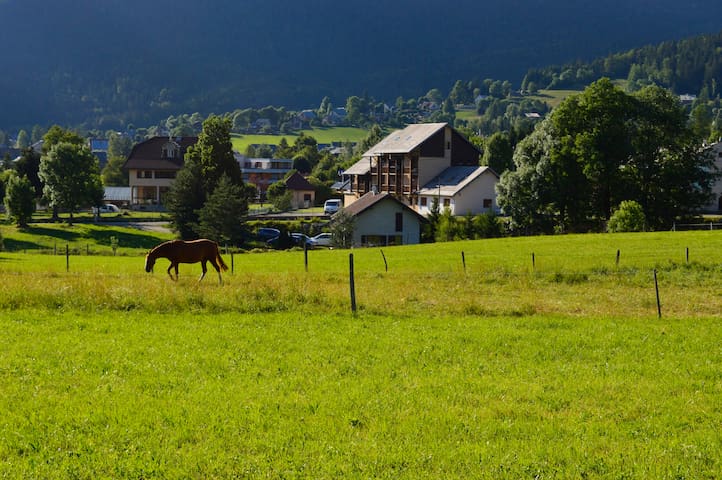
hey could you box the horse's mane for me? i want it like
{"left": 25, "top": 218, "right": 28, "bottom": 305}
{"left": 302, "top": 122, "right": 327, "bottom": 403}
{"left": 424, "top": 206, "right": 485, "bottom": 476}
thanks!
{"left": 150, "top": 240, "right": 177, "bottom": 254}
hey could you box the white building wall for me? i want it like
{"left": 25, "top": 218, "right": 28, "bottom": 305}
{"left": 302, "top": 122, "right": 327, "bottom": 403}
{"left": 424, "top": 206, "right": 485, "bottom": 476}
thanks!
{"left": 353, "top": 201, "right": 421, "bottom": 246}
{"left": 417, "top": 156, "right": 450, "bottom": 188}
{"left": 452, "top": 173, "right": 499, "bottom": 215}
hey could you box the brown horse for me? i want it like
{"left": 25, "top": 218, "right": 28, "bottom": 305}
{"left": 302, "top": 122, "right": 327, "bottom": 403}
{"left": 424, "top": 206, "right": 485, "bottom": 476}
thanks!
{"left": 145, "top": 239, "right": 228, "bottom": 284}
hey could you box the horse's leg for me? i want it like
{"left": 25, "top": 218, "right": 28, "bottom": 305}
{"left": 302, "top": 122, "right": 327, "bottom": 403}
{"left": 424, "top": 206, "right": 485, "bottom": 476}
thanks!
{"left": 167, "top": 262, "right": 178, "bottom": 281}
{"left": 210, "top": 258, "right": 223, "bottom": 285}
{"left": 198, "top": 260, "right": 207, "bottom": 282}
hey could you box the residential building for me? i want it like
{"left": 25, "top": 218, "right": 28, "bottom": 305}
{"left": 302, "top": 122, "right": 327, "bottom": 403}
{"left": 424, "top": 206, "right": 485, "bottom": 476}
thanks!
{"left": 236, "top": 154, "right": 293, "bottom": 200}
{"left": 284, "top": 171, "right": 316, "bottom": 209}
{"left": 416, "top": 165, "right": 499, "bottom": 216}
{"left": 122, "top": 136, "right": 198, "bottom": 209}
{"left": 342, "top": 122, "right": 483, "bottom": 214}
{"left": 341, "top": 191, "right": 425, "bottom": 246}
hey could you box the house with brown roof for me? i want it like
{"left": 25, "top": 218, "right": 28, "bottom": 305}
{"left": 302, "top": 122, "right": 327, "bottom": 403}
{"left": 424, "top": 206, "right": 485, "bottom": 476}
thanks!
{"left": 122, "top": 136, "right": 197, "bottom": 209}
{"left": 340, "top": 191, "right": 426, "bottom": 246}
{"left": 284, "top": 171, "right": 316, "bottom": 209}
{"left": 342, "top": 123, "right": 482, "bottom": 212}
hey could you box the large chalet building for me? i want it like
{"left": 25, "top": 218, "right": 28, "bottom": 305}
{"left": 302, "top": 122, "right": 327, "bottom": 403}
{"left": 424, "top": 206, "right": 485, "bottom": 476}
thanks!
{"left": 122, "top": 136, "right": 198, "bottom": 209}
{"left": 342, "top": 122, "right": 498, "bottom": 215}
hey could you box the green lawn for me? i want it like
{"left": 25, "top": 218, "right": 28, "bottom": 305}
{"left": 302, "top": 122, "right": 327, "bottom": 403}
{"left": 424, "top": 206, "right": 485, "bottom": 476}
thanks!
{"left": 232, "top": 127, "right": 369, "bottom": 152}
{"left": 0, "top": 230, "right": 721, "bottom": 477}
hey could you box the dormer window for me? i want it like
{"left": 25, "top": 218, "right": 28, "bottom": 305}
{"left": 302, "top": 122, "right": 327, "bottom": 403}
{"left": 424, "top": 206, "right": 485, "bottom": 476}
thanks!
{"left": 162, "top": 141, "right": 179, "bottom": 159}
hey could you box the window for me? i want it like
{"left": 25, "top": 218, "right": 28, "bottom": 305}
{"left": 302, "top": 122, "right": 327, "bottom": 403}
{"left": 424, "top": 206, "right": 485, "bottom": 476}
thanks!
{"left": 483, "top": 198, "right": 492, "bottom": 209}
{"left": 395, "top": 212, "right": 403, "bottom": 232}
{"left": 420, "top": 197, "right": 427, "bottom": 207}
{"left": 156, "top": 170, "right": 176, "bottom": 179}
{"left": 137, "top": 170, "right": 153, "bottom": 179}
{"left": 443, "top": 198, "right": 450, "bottom": 207}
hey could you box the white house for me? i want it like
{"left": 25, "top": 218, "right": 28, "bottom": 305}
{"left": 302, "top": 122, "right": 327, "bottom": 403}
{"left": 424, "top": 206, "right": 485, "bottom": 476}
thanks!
{"left": 416, "top": 165, "right": 499, "bottom": 216}
{"left": 341, "top": 191, "right": 426, "bottom": 247}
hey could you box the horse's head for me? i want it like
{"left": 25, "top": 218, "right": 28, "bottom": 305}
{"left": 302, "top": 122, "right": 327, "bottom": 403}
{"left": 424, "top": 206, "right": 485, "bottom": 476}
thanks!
{"left": 144, "top": 253, "right": 155, "bottom": 273}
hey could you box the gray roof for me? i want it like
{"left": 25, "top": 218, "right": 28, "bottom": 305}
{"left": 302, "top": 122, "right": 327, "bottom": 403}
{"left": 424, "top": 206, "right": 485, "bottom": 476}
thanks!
{"left": 342, "top": 191, "right": 426, "bottom": 221}
{"left": 343, "top": 157, "right": 372, "bottom": 176}
{"left": 362, "top": 123, "right": 447, "bottom": 156}
{"left": 104, "top": 187, "right": 131, "bottom": 201}
{"left": 417, "top": 166, "right": 498, "bottom": 197}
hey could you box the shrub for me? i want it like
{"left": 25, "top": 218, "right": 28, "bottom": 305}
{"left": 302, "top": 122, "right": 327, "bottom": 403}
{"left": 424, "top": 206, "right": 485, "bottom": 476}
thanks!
{"left": 607, "top": 200, "right": 646, "bottom": 233}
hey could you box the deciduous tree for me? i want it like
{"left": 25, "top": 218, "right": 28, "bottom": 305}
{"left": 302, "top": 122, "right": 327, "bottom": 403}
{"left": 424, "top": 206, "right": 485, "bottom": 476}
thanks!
{"left": 4, "top": 173, "right": 35, "bottom": 227}
{"left": 39, "top": 142, "right": 103, "bottom": 224}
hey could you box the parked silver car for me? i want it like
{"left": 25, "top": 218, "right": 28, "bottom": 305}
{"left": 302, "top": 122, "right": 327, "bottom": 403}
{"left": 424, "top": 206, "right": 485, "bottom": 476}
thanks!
{"left": 310, "top": 232, "right": 333, "bottom": 247}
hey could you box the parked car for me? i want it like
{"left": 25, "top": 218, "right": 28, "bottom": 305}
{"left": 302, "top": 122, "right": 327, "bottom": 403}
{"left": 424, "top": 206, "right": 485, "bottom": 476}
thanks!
{"left": 310, "top": 232, "right": 333, "bottom": 247}
{"left": 256, "top": 227, "right": 281, "bottom": 241}
{"left": 92, "top": 204, "right": 121, "bottom": 214}
{"left": 324, "top": 199, "right": 342, "bottom": 215}
{"left": 291, "top": 233, "right": 313, "bottom": 247}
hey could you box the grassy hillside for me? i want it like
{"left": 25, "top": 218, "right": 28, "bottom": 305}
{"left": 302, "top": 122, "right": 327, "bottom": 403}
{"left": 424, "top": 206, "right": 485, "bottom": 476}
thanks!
{"left": 231, "top": 127, "right": 369, "bottom": 153}
{"left": 530, "top": 89, "right": 581, "bottom": 108}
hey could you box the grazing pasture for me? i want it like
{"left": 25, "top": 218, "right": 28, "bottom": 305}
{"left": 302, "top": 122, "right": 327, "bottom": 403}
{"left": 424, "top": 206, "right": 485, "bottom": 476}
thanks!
{"left": 0, "top": 231, "right": 721, "bottom": 478}
{"left": 231, "top": 127, "right": 369, "bottom": 152}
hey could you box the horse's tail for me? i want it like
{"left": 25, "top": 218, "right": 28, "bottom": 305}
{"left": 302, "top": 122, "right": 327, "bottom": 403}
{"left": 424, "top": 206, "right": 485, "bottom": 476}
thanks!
{"left": 216, "top": 249, "right": 229, "bottom": 272}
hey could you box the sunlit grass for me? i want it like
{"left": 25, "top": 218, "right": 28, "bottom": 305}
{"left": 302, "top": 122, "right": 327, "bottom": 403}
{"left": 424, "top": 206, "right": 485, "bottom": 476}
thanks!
{"left": 0, "top": 230, "right": 721, "bottom": 477}
{"left": 231, "top": 127, "right": 369, "bottom": 152}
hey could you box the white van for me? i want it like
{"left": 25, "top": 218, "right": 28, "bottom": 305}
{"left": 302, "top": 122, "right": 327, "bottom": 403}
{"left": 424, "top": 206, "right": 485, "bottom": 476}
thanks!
{"left": 324, "top": 199, "right": 342, "bottom": 215}
{"left": 92, "top": 204, "right": 121, "bottom": 214}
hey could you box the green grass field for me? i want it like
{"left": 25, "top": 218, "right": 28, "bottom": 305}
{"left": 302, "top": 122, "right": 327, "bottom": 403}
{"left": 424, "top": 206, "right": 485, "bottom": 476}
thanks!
{"left": 231, "top": 127, "right": 369, "bottom": 152}
{"left": 1, "top": 230, "right": 721, "bottom": 477}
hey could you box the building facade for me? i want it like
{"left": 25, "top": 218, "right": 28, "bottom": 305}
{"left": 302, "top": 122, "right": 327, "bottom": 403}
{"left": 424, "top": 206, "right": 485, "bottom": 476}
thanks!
{"left": 122, "top": 136, "right": 198, "bottom": 209}
{"left": 342, "top": 123, "right": 486, "bottom": 215}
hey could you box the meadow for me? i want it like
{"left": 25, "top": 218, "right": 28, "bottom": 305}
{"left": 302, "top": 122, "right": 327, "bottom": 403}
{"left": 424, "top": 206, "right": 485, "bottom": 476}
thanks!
{"left": 231, "top": 127, "right": 369, "bottom": 152}
{"left": 1, "top": 230, "right": 721, "bottom": 478}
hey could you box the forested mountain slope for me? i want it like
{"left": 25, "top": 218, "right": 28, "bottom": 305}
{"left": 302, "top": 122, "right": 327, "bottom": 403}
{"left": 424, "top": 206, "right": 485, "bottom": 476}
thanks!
{"left": 523, "top": 31, "right": 722, "bottom": 95}
{"left": 2, "top": 0, "right": 722, "bottom": 130}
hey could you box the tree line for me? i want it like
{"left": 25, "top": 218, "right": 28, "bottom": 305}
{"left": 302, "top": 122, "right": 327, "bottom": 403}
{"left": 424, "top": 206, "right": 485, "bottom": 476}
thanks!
{"left": 1, "top": 126, "right": 105, "bottom": 227}
{"left": 496, "top": 79, "right": 719, "bottom": 234}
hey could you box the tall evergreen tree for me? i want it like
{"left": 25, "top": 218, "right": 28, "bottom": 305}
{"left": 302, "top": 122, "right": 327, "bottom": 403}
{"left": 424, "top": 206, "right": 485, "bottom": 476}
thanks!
{"left": 168, "top": 115, "right": 247, "bottom": 239}
{"left": 184, "top": 115, "right": 241, "bottom": 195}
{"left": 166, "top": 157, "right": 204, "bottom": 239}
{"left": 195, "top": 174, "right": 248, "bottom": 244}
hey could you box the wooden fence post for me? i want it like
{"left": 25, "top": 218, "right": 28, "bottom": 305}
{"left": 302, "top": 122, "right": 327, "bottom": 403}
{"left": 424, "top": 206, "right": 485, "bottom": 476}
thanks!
{"left": 654, "top": 269, "right": 661, "bottom": 319}
{"left": 380, "top": 249, "right": 388, "bottom": 272}
{"left": 66, "top": 244, "right": 70, "bottom": 272}
{"left": 349, "top": 253, "right": 357, "bottom": 314}
{"left": 304, "top": 242, "right": 309, "bottom": 272}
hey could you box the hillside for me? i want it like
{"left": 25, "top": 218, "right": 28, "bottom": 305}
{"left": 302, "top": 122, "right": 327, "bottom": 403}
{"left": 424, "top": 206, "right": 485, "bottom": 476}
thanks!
{"left": 2, "top": 0, "right": 722, "bottom": 131}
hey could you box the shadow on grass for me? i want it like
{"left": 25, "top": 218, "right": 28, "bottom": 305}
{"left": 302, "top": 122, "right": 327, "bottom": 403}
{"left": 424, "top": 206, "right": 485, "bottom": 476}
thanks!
{"left": 25, "top": 226, "right": 81, "bottom": 242}
{"left": 4, "top": 225, "right": 170, "bottom": 252}
{"left": 3, "top": 239, "right": 47, "bottom": 251}
{"left": 84, "top": 228, "right": 169, "bottom": 250}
